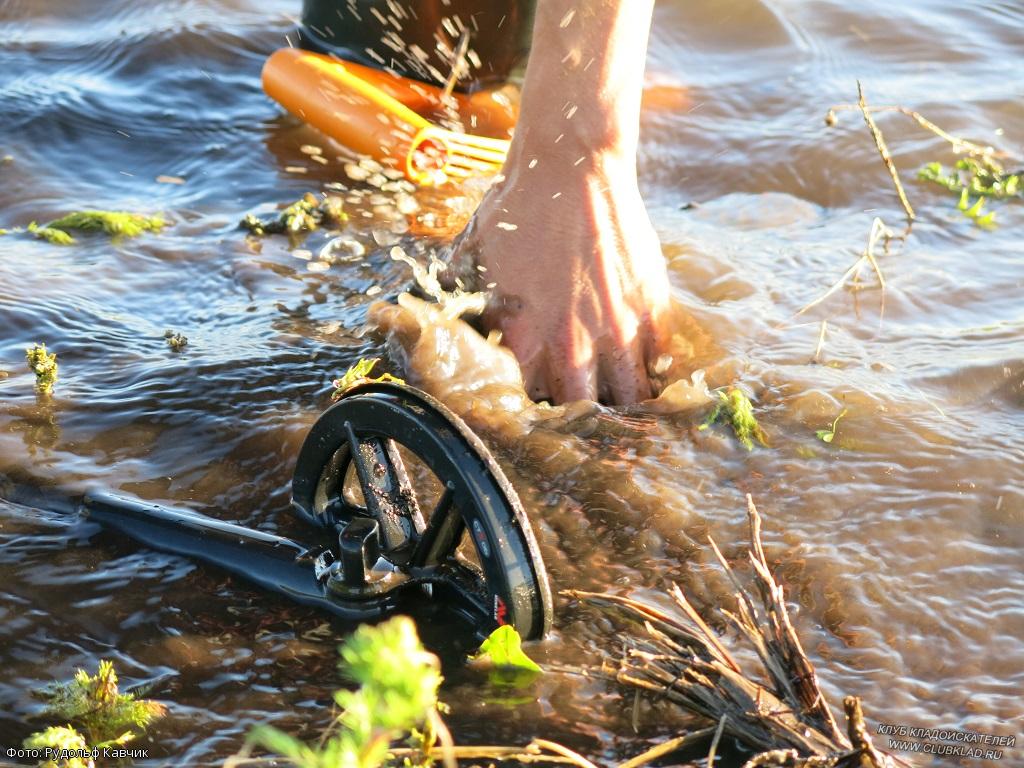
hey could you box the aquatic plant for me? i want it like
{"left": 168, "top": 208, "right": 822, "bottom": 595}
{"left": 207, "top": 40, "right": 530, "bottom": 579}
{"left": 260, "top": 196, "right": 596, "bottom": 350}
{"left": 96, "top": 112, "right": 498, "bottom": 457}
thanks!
{"left": 247, "top": 616, "right": 444, "bottom": 768}
{"left": 241, "top": 193, "right": 345, "bottom": 236}
{"left": 331, "top": 357, "right": 404, "bottom": 401}
{"left": 235, "top": 619, "right": 589, "bottom": 768}
{"left": 25, "top": 343, "right": 58, "bottom": 394}
{"left": 470, "top": 625, "right": 543, "bottom": 689}
{"left": 918, "top": 157, "right": 1021, "bottom": 199}
{"left": 700, "top": 387, "right": 768, "bottom": 451}
{"left": 47, "top": 211, "right": 165, "bottom": 238}
{"left": 953, "top": 188, "right": 996, "bottom": 229}
{"left": 26, "top": 212, "right": 164, "bottom": 245}
{"left": 826, "top": 91, "right": 1020, "bottom": 230}
{"left": 27, "top": 221, "right": 75, "bottom": 246}
{"left": 22, "top": 727, "right": 91, "bottom": 768}
{"left": 24, "top": 660, "right": 166, "bottom": 766}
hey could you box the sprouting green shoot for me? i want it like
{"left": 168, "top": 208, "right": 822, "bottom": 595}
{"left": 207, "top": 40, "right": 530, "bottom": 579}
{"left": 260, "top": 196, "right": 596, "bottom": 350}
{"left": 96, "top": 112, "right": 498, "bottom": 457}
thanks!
{"left": 29, "top": 660, "right": 166, "bottom": 753}
{"left": 331, "top": 357, "right": 404, "bottom": 401}
{"left": 28, "top": 221, "right": 75, "bottom": 245}
{"left": 241, "top": 193, "right": 345, "bottom": 237}
{"left": 23, "top": 726, "right": 92, "bottom": 768}
{"left": 699, "top": 387, "right": 768, "bottom": 451}
{"left": 26, "top": 343, "right": 58, "bottom": 394}
{"left": 815, "top": 409, "right": 848, "bottom": 444}
{"left": 249, "top": 616, "right": 442, "bottom": 768}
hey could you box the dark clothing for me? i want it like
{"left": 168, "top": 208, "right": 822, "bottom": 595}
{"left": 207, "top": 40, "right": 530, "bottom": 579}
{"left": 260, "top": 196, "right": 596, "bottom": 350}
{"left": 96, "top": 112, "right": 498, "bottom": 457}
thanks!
{"left": 299, "top": 0, "right": 535, "bottom": 91}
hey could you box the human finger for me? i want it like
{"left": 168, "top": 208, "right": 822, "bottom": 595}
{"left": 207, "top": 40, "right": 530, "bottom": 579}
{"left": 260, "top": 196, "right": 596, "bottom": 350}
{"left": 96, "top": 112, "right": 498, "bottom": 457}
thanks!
{"left": 597, "top": 339, "right": 651, "bottom": 405}
{"left": 545, "top": 348, "right": 597, "bottom": 404}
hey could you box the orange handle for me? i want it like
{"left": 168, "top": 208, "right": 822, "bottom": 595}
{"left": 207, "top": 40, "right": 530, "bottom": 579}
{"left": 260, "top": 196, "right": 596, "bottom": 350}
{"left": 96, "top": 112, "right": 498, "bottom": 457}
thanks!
{"left": 263, "top": 48, "right": 447, "bottom": 183}
{"left": 330, "top": 59, "right": 518, "bottom": 138}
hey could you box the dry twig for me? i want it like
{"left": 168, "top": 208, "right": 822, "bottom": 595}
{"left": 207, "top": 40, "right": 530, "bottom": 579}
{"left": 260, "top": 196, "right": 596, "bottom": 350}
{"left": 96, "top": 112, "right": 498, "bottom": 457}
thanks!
{"left": 856, "top": 82, "right": 915, "bottom": 221}
{"left": 795, "top": 217, "right": 892, "bottom": 319}
{"left": 617, "top": 727, "right": 716, "bottom": 768}
{"left": 828, "top": 103, "right": 998, "bottom": 159}
{"left": 570, "top": 495, "right": 898, "bottom": 768}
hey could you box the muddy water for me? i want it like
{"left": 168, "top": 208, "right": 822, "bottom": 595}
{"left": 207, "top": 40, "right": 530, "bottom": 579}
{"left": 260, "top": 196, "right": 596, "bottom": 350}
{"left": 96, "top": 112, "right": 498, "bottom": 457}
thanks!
{"left": 1, "top": 0, "right": 1022, "bottom": 765}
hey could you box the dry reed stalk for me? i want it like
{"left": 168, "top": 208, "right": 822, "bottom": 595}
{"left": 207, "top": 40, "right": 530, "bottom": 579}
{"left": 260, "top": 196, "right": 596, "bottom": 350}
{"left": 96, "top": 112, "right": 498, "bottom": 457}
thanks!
{"left": 795, "top": 217, "right": 891, "bottom": 319}
{"left": 569, "top": 495, "right": 900, "bottom": 768}
{"left": 618, "top": 727, "right": 717, "bottom": 768}
{"left": 813, "top": 320, "right": 828, "bottom": 362}
{"left": 856, "top": 82, "right": 915, "bottom": 221}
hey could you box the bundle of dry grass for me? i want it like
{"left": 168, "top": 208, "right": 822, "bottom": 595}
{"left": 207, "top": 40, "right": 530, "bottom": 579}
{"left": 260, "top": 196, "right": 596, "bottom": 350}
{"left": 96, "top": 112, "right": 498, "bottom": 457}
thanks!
{"left": 570, "top": 495, "right": 900, "bottom": 768}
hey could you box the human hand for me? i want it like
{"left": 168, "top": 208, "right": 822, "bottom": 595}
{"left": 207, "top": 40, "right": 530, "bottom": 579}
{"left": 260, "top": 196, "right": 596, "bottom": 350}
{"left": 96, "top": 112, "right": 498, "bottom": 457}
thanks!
{"left": 450, "top": 147, "right": 670, "bottom": 405}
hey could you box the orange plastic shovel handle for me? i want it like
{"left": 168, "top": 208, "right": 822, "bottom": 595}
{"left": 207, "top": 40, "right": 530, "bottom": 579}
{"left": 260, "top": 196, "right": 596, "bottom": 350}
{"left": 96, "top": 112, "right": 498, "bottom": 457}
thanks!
{"left": 263, "top": 47, "right": 444, "bottom": 183}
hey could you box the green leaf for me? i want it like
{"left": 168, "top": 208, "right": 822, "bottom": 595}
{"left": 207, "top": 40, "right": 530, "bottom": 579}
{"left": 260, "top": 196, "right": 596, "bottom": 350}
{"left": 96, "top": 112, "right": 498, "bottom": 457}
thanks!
{"left": 472, "top": 625, "right": 542, "bottom": 673}
{"left": 976, "top": 210, "right": 997, "bottom": 229}
{"left": 816, "top": 409, "right": 847, "bottom": 444}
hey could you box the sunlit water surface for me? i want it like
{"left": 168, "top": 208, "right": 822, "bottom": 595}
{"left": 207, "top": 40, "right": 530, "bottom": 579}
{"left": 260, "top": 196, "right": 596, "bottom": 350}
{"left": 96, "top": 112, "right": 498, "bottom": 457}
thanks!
{"left": 1, "top": 1, "right": 1022, "bottom": 765}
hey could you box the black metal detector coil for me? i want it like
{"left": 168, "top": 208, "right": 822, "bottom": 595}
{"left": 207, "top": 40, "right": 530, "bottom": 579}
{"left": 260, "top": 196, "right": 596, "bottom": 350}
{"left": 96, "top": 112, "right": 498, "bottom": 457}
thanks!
{"left": 292, "top": 382, "right": 553, "bottom": 640}
{"left": 37, "top": 381, "right": 553, "bottom": 641}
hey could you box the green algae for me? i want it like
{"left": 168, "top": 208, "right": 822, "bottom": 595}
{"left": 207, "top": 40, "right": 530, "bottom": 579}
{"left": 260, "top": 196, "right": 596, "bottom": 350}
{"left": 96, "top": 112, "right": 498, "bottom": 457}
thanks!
{"left": 330, "top": 357, "right": 404, "bottom": 401}
{"left": 241, "top": 193, "right": 345, "bottom": 236}
{"left": 47, "top": 210, "right": 165, "bottom": 238}
{"left": 700, "top": 387, "right": 768, "bottom": 451}
{"left": 24, "top": 211, "right": 165, "bottom": 245}
{"left": 26, "top": 343, "right": 58, "bottom": 394}
{"left": 27, "top": 221, "right": 75, "bottom": 246}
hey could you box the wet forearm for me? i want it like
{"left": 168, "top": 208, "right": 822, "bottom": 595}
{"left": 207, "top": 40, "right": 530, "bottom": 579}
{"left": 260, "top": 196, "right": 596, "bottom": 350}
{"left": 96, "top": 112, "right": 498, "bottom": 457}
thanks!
{"left": 515, "top": 0, "right": 655, "bottom": 156}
